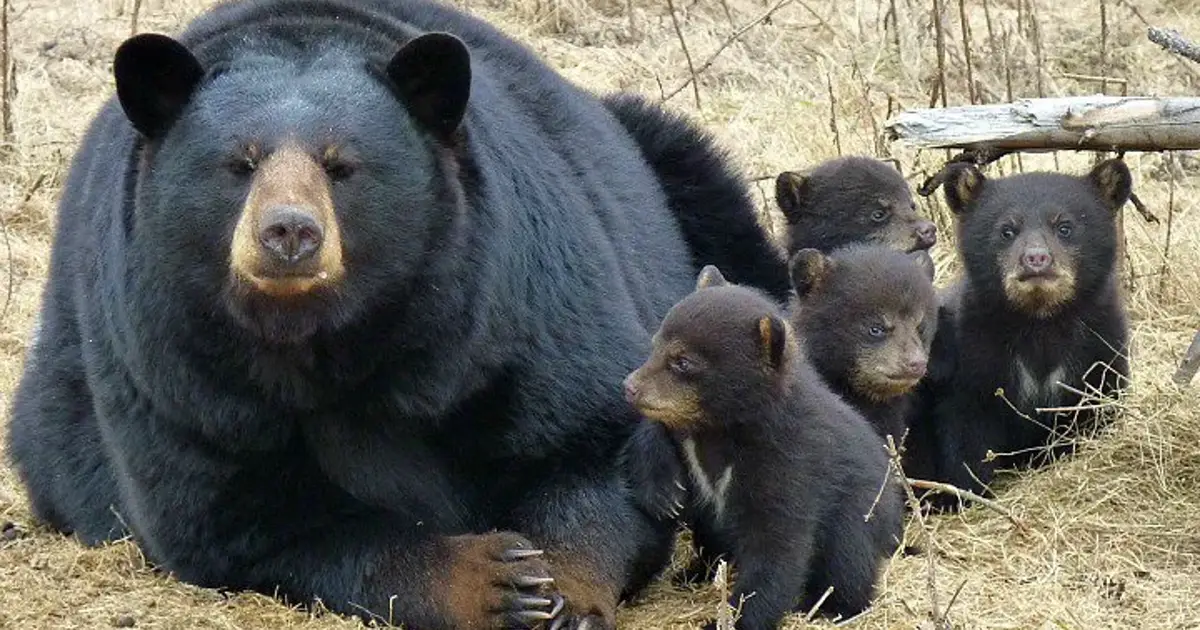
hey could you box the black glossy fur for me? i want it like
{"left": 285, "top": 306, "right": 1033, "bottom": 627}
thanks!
{"left": 775, "top": 156, "right": 937, "bottom": 256}
{"left": 909, "top": 160, "right": 1132, "bottom": 502}
{"left": 625, "top": 272, "right": 903, "bottom": 629}
{"left": 602, "top": 93, "right": 792, "bottom": 303}
{"left": 789, "top": 244, "right": 938, "bottom": 459}
{"left": 4, "top": 1, "right": 787, "bottom": 627}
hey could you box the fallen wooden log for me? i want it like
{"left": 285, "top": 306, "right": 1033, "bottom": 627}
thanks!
{"left": 884, "top": 96, "right": 1200, "bottom": 153}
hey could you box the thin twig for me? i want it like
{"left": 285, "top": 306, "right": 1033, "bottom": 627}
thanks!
{"left": 827, "top": 69, "right": 841, "bottom": 156}
{"left": 1147, "top": 26, "right": 1200, "bottom": 65}
{"left": 1, "top": 0, "right": 11, "bottom": 142}
{"left": 1172, "top": 329, "right": 1200, "bottom": 386}
{"left": 664, "top": 0, "right": 702, "bottom": 109}
{"left": 886, "top": 433, "right": 944, "bottom": 626}
{"left": 958, "top": 0, "right": 975, "bottom": 103}
{"left": 662, "top": 0, "right": 796, "bottom": 104}
{"left": 931, "top": 0, "right": 947, "bottom": 108}
{"left": 1099, "top": 0, "right": 1109, "bottom": 94}
{"left": 131, "top": 0, "right": 142, "bottom": 36}
{"left": 906, "top": 479, "right": 1031, "bottom": 532}
{"left": 1159, "top": 152, "right": 1176, "bottom": 298}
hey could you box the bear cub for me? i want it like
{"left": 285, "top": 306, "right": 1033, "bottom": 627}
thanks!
{"left": 775, "top": 156, "right": 938, "bottom": 256}
{"left": 788, "top": 244, "right": 938, "bottom": 457}
{"left": 623, "top": 266, "right": 903, "bottom": 630}
{"left": 914, "top": 158, "right": 1133, "bottom": 499}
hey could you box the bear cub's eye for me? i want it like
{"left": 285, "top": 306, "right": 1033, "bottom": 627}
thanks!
{"left": 669, "top": 356, "right": 694, "bottom": 376}
{"left": 1000, "top": 225, "right": 1017, "bottom": 240}
{"left": 870, "top": 202, "right": 890, "bottom": 223}
{"left": 868, "top": 324, "right": 887, "bottom": 339}
{"left": 1056, "top": 222, "right": 1073, "bottom": 238}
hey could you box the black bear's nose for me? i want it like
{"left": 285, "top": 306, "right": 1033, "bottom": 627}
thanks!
{"left": 258, "top": 206, "right": 323, "bottom": 264}
{"left": 1022, "top": 247, "right": 1053, "bottom": 272}
{"left": 915, "top": 221, "right": 938, "bottom": 248}
{"left": 623, "top": 375, "right": 640, "bottom": 404}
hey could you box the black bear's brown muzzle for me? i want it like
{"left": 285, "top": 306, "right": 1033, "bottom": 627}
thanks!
{"left": 229, "top": 143, "right": 344, "bottom": 298}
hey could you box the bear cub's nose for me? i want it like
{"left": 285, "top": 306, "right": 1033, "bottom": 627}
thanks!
{"left": 1021, "top": 247, "right": 1053, "bottom": 273}
{"left": 914, "top": 221, "right": 938, "bottom": 248}
{"left": 259, "top": 206, "right": 324, "bottom": 264}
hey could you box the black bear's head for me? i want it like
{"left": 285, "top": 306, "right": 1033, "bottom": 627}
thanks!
{"left": 113, "top": 31, "right": 474, "bottom": 343}
{"left": 942, "top": 159, "right": 1131, "bottom": 319}
{"left": 789, "top": 244, "right": 937, "bottom": 403}
{"left": 775, "top": 156, "right": 938, "bottom": 256}
{"left": 623, "top": 266, "right": 796, "bottom": 430}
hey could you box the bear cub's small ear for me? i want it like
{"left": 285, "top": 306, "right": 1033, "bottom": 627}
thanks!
{"left": 1086, "top": 158, "right": 1133, "bottom": 212}
{"left": 757, "top": 315, "right": 789, "bottom": 372}
{"left": 909, "top": 249, "right": 936, "bottom": 283}
{"left": 114, "top": 34, "right": 205, "bottom": 140}
{"left": 774, "top": 171, "right": 810, "bottom": 223}
{"left": 788, "top": 248, "right": 830, "bottom": 299}
{"left": 387, "top": 32, "right": 472, "bottom": 141}
{"left": 942, "top": 163, "right": 985, "bottom": 215}
{"left": 695, "top": 265, "right": 729, "bottom": 291}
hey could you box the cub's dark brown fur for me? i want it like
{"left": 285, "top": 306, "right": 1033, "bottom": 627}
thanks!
{"left": 623, "top": 266, "right": 903, "bottom": 630}
{"left": 775, "top": 156, "right": 937, "bottom": 256}
{"left": 909, "top": 159, "right": 1132, "bottom": 504}
{"left": 789, "top": 244, "right": 938, "bottom": 474}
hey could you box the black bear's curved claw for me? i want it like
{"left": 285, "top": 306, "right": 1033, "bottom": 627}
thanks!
{"left": 512, "top": 595, "right": 554, "bottom": 609}
{"left": 502, "top": 548, "right": 545, "bottom": 562}
{"left": 510, "top": 609, "right": 555, "bottom": 623}
{"left": 511, "top": 575, "right": 555, "bottom": 589}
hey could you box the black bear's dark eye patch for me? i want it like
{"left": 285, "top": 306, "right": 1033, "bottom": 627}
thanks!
{"left": 1055, "top": 222, "right": 1073, "bottom": 238}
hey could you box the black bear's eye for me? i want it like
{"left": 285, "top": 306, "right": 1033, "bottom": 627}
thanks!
{"left": 871, "top": 208, "right": 890, "bottom": 222}
{"left": 323, "top": 161, "right": 356, "bottom": 182}
{"left": 868, "top": 325, "right": 887, "bottom": 338}
{"left": 1000, "top": 225, "right": 1017, "bottom": 240}
{"left": 321, "top": 146, "right": 356, "bottom": 182}
{"left": 1056, "top": 222, "right": 1073, "bottom": 238}
{"left": 228, "top": 143, "right": 260, "bottom": 176}
{"left": 669, "top": 356, "right": 693, "bottom": 375}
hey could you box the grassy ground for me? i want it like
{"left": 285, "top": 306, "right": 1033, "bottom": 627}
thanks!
{"left": 1, "top": 0, "right": 1198, "bottom": 628}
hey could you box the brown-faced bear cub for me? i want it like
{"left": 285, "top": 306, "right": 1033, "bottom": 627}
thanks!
{"left": 623, "top": 266, "right": 903, "bottom": 630}
{"left": 788, "top": 244, "right": 938, "bottom": 475}
{"left": 909, "top": 158, "right": 1132, "bottom": 502}
{"left": 775, "top": 156, "right": 938, "bottom": 256}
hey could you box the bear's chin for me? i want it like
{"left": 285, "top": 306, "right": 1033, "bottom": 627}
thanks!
{"left": 221, "top": 283, "right": 349, "bottom": 345}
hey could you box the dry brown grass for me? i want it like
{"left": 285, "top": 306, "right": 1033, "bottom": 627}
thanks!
{"left": 1, "top": 0, "right": 1199, "bottom": 628}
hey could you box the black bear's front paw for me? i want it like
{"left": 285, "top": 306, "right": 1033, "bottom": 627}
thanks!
{"left": 442, "top": 532, "right": 565, "bottom": 628}
{"left": 622, "top": 421, "right": 688, "bottom": 522}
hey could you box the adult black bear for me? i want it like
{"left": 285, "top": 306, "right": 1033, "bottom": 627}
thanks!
{"left": 775, "top": 156, "right": 938, "bottom": 256}
{"left": 4, "top": 0, "right": 787, "bottom": 627}
{"left": 788, "top": 245, "right": 938, "bottom": 456}
{"left": 624, "top": 266, "right": 903, "bottom": 629}
{"left": 910, "top": 159, "right": 1132, "bottom": 503}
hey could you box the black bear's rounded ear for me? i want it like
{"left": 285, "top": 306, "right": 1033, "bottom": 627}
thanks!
{"left": 114, "top": 33, "right": 205, "bottom": 140}
{"left": 1086, "top": 158, "right": 1133, "bottom": 213}
{"left": 909, "top": 249, "right": 936, "bottom": 283}
{"left": 774, "top": 171, "right": 809, "bottom": 223}
{"left": 941, "top": 163, "right": 985, "bottom": 215}
{"left": 757, "top": 314, "right": 789, "bottom": 372}
{"left": 695, "top": 264, "right": 729, "bottom": 291}
{"left": 387, "top": 32, "right": 471, "bottom": 141}
{"left": 788, "top": 248, "right": 829, "bottom": 299}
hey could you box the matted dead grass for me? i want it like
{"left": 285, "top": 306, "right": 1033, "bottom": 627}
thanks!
{"left": 1, "top": 0, "right": 1198, "bottom": 628}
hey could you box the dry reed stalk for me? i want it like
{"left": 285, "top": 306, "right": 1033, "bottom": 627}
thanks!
{"left": 957, "top": 0, "right": 974, "bottom": 103}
